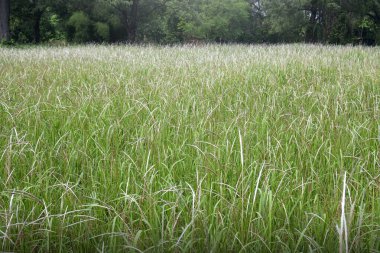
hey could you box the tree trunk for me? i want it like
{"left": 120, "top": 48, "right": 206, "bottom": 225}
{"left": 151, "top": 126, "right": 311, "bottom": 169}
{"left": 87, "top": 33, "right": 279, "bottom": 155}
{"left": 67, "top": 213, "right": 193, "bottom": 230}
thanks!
{"left": 0, "top": 0, "right": 10, "bottom": 41}
{"left": 112, "top": 0, "right": 139, "bottom": 42}
{"left": 118, "top": 8, "right": 129, "bottom": 42}
{"left": 306, "top": 8, "right": 317, "bottom": 43}
{"left": 34, "top": 9, "right": 43, "bottom": 43}
{"left": 128, "top": 0, "right": 139, "bottom": 43}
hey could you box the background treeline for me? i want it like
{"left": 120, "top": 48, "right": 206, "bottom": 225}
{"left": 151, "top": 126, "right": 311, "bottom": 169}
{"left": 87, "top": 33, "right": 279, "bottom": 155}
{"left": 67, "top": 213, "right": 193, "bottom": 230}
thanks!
{"left": 1, "top": 0, "right": 379, "bottom": 45}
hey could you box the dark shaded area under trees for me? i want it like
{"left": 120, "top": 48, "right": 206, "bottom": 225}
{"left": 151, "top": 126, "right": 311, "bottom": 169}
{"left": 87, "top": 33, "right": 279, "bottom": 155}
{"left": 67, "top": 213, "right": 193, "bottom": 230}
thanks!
{"left": 0, "top": 0, "right": 379, "bottom": 45}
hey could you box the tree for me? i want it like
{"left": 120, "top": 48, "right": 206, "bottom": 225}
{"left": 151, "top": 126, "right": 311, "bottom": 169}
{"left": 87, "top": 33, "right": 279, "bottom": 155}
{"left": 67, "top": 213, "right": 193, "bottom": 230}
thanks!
{"left": 108, "top": 0, "right": 140, "bottom": 42}
{"left": 260, "top": 0, "right": 307, "bottom": 42}
{"left": 30, "top": 0, "right": 45, "bottom": 43}
{"left": 248, "top": 0, "right": 270, "bottom": 42}
{"left": 200, "top": 0, "right": 252, "bottom": 42}
{"left": 0, "top": 0, "right": 10, "bottom": 41}
{"left": 3, "top": 0, "right": 380, "bottom": 44}
{"left": 67, "top": 11, "right": 92, "bottom": 42}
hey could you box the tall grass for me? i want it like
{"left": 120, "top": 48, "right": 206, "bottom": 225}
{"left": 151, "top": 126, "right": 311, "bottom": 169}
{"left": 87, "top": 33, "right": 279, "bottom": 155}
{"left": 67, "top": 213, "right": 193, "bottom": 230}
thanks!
{"left": 0, "top": 44, "right": 379, "bottom": 252}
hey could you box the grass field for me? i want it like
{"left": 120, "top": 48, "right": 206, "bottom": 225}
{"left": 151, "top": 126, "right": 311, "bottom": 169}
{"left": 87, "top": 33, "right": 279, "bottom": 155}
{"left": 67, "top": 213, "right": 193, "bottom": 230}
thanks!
{"left": 0, "top": 44, "right": 379, "bottom": 252}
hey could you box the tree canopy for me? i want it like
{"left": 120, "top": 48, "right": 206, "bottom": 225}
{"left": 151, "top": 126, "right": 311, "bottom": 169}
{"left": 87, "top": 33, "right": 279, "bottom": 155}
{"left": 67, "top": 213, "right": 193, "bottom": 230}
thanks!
{"left": 1, "top": 0, "right": 379, "bottom": 44}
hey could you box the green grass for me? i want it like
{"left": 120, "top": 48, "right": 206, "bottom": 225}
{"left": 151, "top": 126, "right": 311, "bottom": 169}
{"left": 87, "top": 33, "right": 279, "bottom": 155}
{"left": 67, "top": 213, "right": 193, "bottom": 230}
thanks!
{"left": 0, "top": 44, "right": 379, "bottom": 252}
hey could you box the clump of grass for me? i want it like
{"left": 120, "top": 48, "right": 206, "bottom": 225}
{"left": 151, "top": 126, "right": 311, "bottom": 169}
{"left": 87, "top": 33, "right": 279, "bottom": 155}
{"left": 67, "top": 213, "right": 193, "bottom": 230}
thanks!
{"left": 0, "top": 44, "right": 379, "bottom": 252}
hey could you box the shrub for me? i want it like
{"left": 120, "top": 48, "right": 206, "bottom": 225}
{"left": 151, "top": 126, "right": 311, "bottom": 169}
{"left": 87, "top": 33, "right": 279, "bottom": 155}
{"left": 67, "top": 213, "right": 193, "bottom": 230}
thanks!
{"left": 95, "top": 22, "right": 110, "bottom": 42}
{"left": 67, "top": 11, "right": 92, "bottom": 43}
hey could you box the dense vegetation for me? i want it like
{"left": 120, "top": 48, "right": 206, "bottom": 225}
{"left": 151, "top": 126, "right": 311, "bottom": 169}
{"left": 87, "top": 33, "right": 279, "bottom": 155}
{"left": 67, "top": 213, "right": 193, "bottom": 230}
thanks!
{"left": 0, "top": 45, "right": 379, "bottom": 252}
{"left": 0, "top": 0, "right": 380, "bottom": 45}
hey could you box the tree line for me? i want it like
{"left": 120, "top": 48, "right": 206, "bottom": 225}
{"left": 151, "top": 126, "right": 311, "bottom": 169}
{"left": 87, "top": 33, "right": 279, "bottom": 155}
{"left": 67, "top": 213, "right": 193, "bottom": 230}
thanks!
{"left": 0, "top": 0, "right": 379, "bottom": 45}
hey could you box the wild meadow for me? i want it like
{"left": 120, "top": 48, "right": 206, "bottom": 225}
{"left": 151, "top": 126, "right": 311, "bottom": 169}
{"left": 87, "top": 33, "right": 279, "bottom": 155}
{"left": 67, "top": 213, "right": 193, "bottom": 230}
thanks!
{"left": 0, "top": 44, "right": 379, "bottom": 252}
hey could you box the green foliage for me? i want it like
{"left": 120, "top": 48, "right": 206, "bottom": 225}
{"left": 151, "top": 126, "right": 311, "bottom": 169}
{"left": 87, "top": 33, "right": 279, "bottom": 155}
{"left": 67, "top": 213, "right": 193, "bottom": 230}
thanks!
{"left": 6, "top": 0, "right": 380, "bottom": 45}
{"left": 67, "top": 11, "right": 92, "bottom": 42}
{"left": 95, "top": 22, "right": 110, "bottom": 41}
{"left": 9, "top": 0, "right": 35, "bottom": 43}
{"left": 261, "top": 0, "right": 308, "bottom": 42}
{"left": 199, "top": 0, "right": 251, "bottom": 41}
